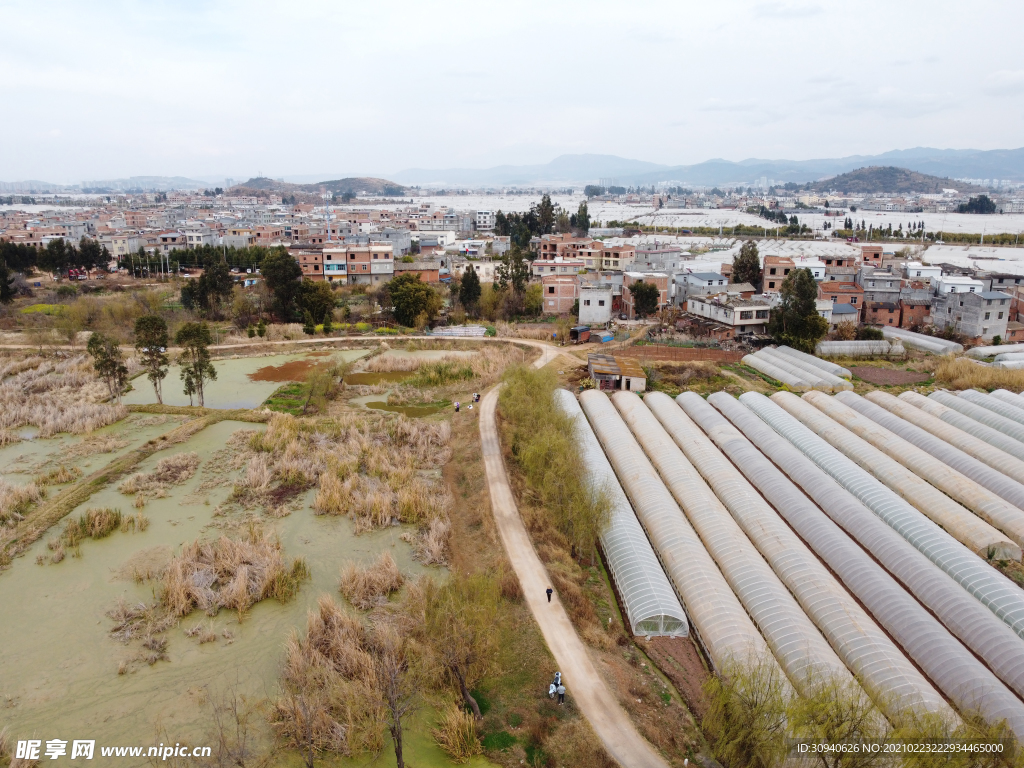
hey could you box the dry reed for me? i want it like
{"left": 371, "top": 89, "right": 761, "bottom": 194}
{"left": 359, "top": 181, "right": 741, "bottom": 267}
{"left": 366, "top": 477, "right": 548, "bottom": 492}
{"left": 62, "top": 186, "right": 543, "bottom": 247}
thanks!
{"left": 935, "top": 357, "right": 1024, "bottom": 391}
{"left": 0, "top": 480, "right": 42, "bottom": 526}
{"left": 160, "top": 523, "right": 309, "bottom": 620}
{"left": 495, "top": 321, "right": 554, "bottom": 340}
{"left": 120, "top": 511, "right": 150, "bottom": 533}
{"left": 432, "top": 703, "right": 482, "bottom": 762}
{"left": 271, "top": 594, "right": 386, "bottom": 756}
{"left": 338, "top": 552, "right": 405, "bottom": 610}
{"left": 34, "top": 465, "right": 82, "bottom": 486}
{"left": 0, "top": 354, "right": 126, "bottom": 437}
{"left": 119, "top": 452, "right": 200, "bottom": 496}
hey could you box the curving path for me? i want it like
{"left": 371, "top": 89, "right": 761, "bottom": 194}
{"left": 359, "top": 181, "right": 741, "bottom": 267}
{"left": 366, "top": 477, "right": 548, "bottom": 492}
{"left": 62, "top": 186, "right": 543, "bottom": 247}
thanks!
{"left": 479, "top": 343, "right": 670, "bottom": 768}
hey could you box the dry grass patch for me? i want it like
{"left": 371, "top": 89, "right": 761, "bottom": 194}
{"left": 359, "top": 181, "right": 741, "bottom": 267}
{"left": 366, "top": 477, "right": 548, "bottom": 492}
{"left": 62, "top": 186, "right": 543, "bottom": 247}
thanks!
{"left": 339, "top": 551, "right": 405, "bottom": 610}
{"left": 935, "top": 356, "right": 1024, "bottom": 391}
{"left": 433, "top": 703, "right": 483, "bottom": 762}
{"left": 0, "top": 479, "right": 43, "bottom": 526}
{"left": 160, "top": 523, "right": 310, "bottom": 620}
{"left": 0, "top": 354, "right": 127, "bottom": 438}
{"left": 47, "top": 507, "right": 141, "bottom": 562}
{"left": 58, "top": 433, "right": 130, "bottom": 461}
{"left": 34, "top": 465, "right": 82, "bottom": 486}
{"left": 119, "top": 451, "right": 200, "bottom": 498}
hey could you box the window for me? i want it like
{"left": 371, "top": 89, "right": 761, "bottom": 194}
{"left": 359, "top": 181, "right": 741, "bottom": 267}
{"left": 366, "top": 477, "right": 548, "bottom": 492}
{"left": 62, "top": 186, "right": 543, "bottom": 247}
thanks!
{"left": 768, "top": 281, "right": 776, "bottom": 288}
{"left": 784, "top": 269, "right": 790, "bottom": 275}
{"left": 985, "top": 312, "right": 992, "bottom": 320}
{"left": 987, "top": 300, "right": 992, "bottom": 306}
{"left": 831, "top": 296, "right": 837, "bottom": 302}
{"left": 851, "top": 297, "right": 857, "bottom": 304}
{"left": 769, "top": 268, "right": 777, "bottom": 275}
{"left": 755, "top": 310, "right": 769, "bottom": 319}
{"left": 548, "top": 286, "right": 555, "bottom": 294}
{"left": 583, "top": 299, "right": 590, "bottom": 306}
{"left": 998, "top": 312, "right": 1004, "bottom": 319}
{"left": 599, "top": 300, "right": 605, "bottom": 306}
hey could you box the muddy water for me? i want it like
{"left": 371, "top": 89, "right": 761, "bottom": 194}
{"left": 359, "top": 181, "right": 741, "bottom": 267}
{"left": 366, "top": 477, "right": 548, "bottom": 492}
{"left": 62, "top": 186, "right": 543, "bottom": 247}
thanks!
{"left": 0, "top": 414, "right": 185, "bottom": 487}
{"left": 0, "top": 419, "right": 450, "bottom": 765}
{"left": 121, "top": 350, "right": 370, "bottom": 409}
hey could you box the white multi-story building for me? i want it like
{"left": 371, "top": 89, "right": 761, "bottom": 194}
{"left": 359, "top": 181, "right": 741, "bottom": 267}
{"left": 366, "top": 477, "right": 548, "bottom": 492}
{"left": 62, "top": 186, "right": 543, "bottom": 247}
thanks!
{"left": 475, "top": 210, "right": 496, "bottom": 231}
{"left": 934, "top": 275, "right": 984, "bottom": 295}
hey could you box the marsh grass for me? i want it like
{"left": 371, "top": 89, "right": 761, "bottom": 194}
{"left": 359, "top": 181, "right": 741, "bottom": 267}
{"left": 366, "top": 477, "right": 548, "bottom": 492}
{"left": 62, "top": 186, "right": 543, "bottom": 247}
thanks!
{"left": 339, "top": 551, "right": 405, "bottom": 610}
{"left": 49, "top": 507, "right": 127, "bottom": 559}
{"left": 34, "top": 465, "right": 82, "bottom": 486}
{"left": 271, "top": 594, "right": 386, "bottom": 756}
{"left": 935, "top": 356, "right": 1024, "bottom": 391}
{"left": 432, "top": 703, "right": 482, "bottom": 763}
{"left": 160, "top": 523, "right": 310, "bottom": 620}
{"left": 0, "top": 480, "right": 43, "bottom": 526}
{"left": 119, "top": 451, "right": 200, "bottom": 500}
{"left": 0, "top": 354, "right": 127, "bottom": 437}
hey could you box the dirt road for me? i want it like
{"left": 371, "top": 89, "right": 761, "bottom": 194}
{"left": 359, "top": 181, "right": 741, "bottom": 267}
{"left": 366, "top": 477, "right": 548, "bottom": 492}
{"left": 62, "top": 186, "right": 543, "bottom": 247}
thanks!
{"left": 479, "top": 345, "right": 670, "bottom": 768}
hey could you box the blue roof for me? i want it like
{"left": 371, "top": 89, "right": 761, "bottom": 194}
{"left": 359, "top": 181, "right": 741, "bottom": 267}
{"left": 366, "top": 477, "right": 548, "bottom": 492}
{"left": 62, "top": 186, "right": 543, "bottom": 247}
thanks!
{"left": 689, "top": 272, "right": 725, "bottom": 281}
{"left": 980, "top": 291, "right": 1013, "bottom": 300}
{"left": 832, "top": 303, "right": 859, "bottom": 314}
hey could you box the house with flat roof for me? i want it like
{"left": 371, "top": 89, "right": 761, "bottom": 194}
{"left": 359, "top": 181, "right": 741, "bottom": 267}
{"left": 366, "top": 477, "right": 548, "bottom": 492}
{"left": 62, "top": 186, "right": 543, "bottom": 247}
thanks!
{"left": 931, "top": 290, "right": 1012, "bottom": 340}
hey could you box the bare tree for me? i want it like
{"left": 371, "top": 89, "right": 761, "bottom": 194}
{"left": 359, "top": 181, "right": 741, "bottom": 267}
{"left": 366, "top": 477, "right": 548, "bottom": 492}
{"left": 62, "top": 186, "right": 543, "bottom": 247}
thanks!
{"left": 372, "top": 623, "right": 418, "bottom": 768}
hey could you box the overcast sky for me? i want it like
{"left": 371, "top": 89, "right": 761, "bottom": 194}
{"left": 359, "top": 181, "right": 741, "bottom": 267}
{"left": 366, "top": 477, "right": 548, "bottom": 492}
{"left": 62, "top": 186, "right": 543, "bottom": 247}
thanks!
{"left": 3, "top": 0, "right": 1022, "bottom": 183}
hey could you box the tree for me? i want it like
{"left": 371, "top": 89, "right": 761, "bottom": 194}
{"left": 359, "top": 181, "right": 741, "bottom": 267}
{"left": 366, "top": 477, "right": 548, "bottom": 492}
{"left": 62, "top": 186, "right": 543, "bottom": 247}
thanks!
{"left": 297, "top": 280, "right": 336, "bottom": 326}
{"left": 767, "top": 268, "right": 829, "bottom": 353}
{"left": 302, "top": 311, "right": 316, "bottom": 336}
{"left": 134, "top": 315, "right": 169, "bottom": 404}
{"left": 322, "top": 309, "right": 334, "bottom": 336}
{"left": 261, "top": 248, "right": 303, "bottom": 320}
{"left": 196, "top": 258, "right": 233, "bottom": 315}
{"left": 959, "top": 195, "right": 996, "bottom": 214}
{"left": 703, "top": 657, "right": 789, "bottom": 768}
{"left": 570, "top": 201, "right": 590, "bottom": 232}
{"left": 536, "top": 194, "right": 555, "bottom": 234}
{"left": 458, "top": 265, "right": 481, "bottom": 314}
{"left": 0, "top": 259, "right": 15, "bottom": 304}
{"left": 422, "top": 573, "right": 499, "bottom": 720}
{"left": 494, "top": 247, "right": 530, "bottom": 296}
{"left": 371, "top": 624, "right": 418, "bottom": 768}
{"left": 87, "top": 332, "right": 129, "bottom": 403}
{"left": 628, "top": 280, "right": 660, "bottom": 318}
{"left": 732, "top": 240, "right": 762, "bottom": 289}
{"left": 389, "top": 273, "right": 442, "bottom": 327}
{"left": 174, "top": 322, "right": 217, "bottom": 407}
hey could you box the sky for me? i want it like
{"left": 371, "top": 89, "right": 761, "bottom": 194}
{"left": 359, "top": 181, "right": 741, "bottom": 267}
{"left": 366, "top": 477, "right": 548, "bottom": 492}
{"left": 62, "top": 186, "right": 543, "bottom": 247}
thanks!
{"left": 2, "top": 0, "right": 1023, "bottom": 183}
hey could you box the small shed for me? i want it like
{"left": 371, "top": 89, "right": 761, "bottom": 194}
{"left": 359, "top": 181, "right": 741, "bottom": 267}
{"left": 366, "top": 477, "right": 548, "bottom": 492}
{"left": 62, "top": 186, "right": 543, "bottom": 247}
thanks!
{"left": 569, "top": 326, "right": 591, "bottom": 344}
{"left": 587, "top": 354, "right": 647, "bottom": 392}
{"left": 594, "top": 331, "right": 615, "bottom": 343}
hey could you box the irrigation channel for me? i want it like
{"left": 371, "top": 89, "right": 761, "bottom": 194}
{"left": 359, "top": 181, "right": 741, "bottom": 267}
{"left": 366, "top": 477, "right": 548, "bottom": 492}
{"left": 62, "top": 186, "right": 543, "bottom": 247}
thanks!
{"left": 572, "top": 384, "right": 1024, "bottom": 739}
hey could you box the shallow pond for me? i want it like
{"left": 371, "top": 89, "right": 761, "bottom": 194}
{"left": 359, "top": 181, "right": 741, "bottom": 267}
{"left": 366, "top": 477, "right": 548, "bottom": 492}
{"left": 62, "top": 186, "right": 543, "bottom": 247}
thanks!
{"left": 122, "top": 350, "right": 370, "bottom": 409}
{"left": 0, "top": 418, "right": 451, "bottom": 765}
{"left": 363, "top": 400, "right": 450, "bottom": 418}
{"left": 343, "top": 370, "right": 412, "bottom": 386}
{"left": 0, "top": 413, "right": 185, "bottom": 486}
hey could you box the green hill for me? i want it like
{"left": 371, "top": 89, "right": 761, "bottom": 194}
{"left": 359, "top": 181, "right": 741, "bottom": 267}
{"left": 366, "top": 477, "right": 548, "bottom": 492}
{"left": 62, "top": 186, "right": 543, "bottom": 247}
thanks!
{"left": 230, "top": 176, "right": 406, "bottom": 198}
{"left": 811, "top": 166, "right": 986, "bottom": 195}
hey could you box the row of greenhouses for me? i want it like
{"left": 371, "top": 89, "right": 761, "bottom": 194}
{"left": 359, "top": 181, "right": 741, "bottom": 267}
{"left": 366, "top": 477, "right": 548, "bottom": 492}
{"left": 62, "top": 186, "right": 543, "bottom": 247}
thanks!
{"left": 565, "top": 383, "right": 1024, "bottom": 739}
{"left": 742, "top": 345, "right": 854, "bottom": 391}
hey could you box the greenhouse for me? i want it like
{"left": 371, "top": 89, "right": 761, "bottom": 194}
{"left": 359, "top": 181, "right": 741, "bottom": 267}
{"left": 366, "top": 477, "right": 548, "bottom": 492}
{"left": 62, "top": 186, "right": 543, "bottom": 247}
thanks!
{"left": 554, "top": 390, "right": 688, "bottom": 637}
{"left": 967, "top": 342, "right": 1024, "bottom": 359}
{"left": 654, "top": 391, "right": 947, "bottom": 716}
{"left": 866, "top": 391, "right": 1024, "bottom": 482}
{"left": 903, "top": 391, "right": 1024, "bottom": 462}
{"left": 882, "top": 326, "right": 963, "bottom": 353}
{"left": 810, "top": 391, "right": 1024, "bottom": 547}
{"left": 773, "top": 392, "right": 1019, "bottom": 559}
{"left": 738, "top": 392, "right": 1024, "bottom": 641}
{"left": 704, "top": 392, "right": 1024, "bottom": 728}
{"left": 815, "top": 340, "right": 901, "bottom": 357}
{"left": 840, "top": 391, "right": 1024, "bottom": 520}
{"left": 578, "top": 390, "right": 776, "bottom": 675}
{"left": 772, "top": 345, "right": 851, "bottom": 378}
{"left": 959, "top": 388, "right": 1024, "bottom": 428}
{"left": 992, "top": 389, "right": 1024, "bottom": 410}
{"left": 613, "top": 391, "right": 855, "bottom": 695}
{"left": 929, "top": 390, "right": 1024, "bottom": 445}
{"left": 756, "top": 347, "right": 853, "bottom": 392}
{"left": 741, "top": 353, "right": 812, "bottom": 391}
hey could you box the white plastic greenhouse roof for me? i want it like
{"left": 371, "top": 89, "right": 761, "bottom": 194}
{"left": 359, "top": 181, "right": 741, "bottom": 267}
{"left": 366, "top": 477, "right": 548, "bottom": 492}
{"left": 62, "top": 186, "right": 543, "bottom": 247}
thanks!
{"left": 554, "top": 390, "right": 688, "bottom": 638}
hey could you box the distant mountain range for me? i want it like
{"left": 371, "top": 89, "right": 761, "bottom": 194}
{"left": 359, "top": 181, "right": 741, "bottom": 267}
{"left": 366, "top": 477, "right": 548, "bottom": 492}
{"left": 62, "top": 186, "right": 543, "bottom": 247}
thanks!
{"left": 231, "top": 177, "right": 406, "bottom": 196}
{"left": 391, "top": 148, "right": 1024, "bottom": 188}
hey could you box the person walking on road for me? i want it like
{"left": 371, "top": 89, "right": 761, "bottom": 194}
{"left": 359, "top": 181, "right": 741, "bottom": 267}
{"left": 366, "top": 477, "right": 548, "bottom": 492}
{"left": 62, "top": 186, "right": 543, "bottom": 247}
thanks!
{"left": 557, "top": 683, "right": 566, "bottom": 705}
{"left": 546, "top": 587, "right": 553, "bottom": 602}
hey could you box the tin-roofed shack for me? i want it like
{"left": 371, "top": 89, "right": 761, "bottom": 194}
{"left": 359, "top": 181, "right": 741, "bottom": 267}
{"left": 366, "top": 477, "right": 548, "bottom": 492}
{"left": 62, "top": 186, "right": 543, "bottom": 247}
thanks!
{"left": 587, "top": 354, "right": 647, "bottom": 392}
